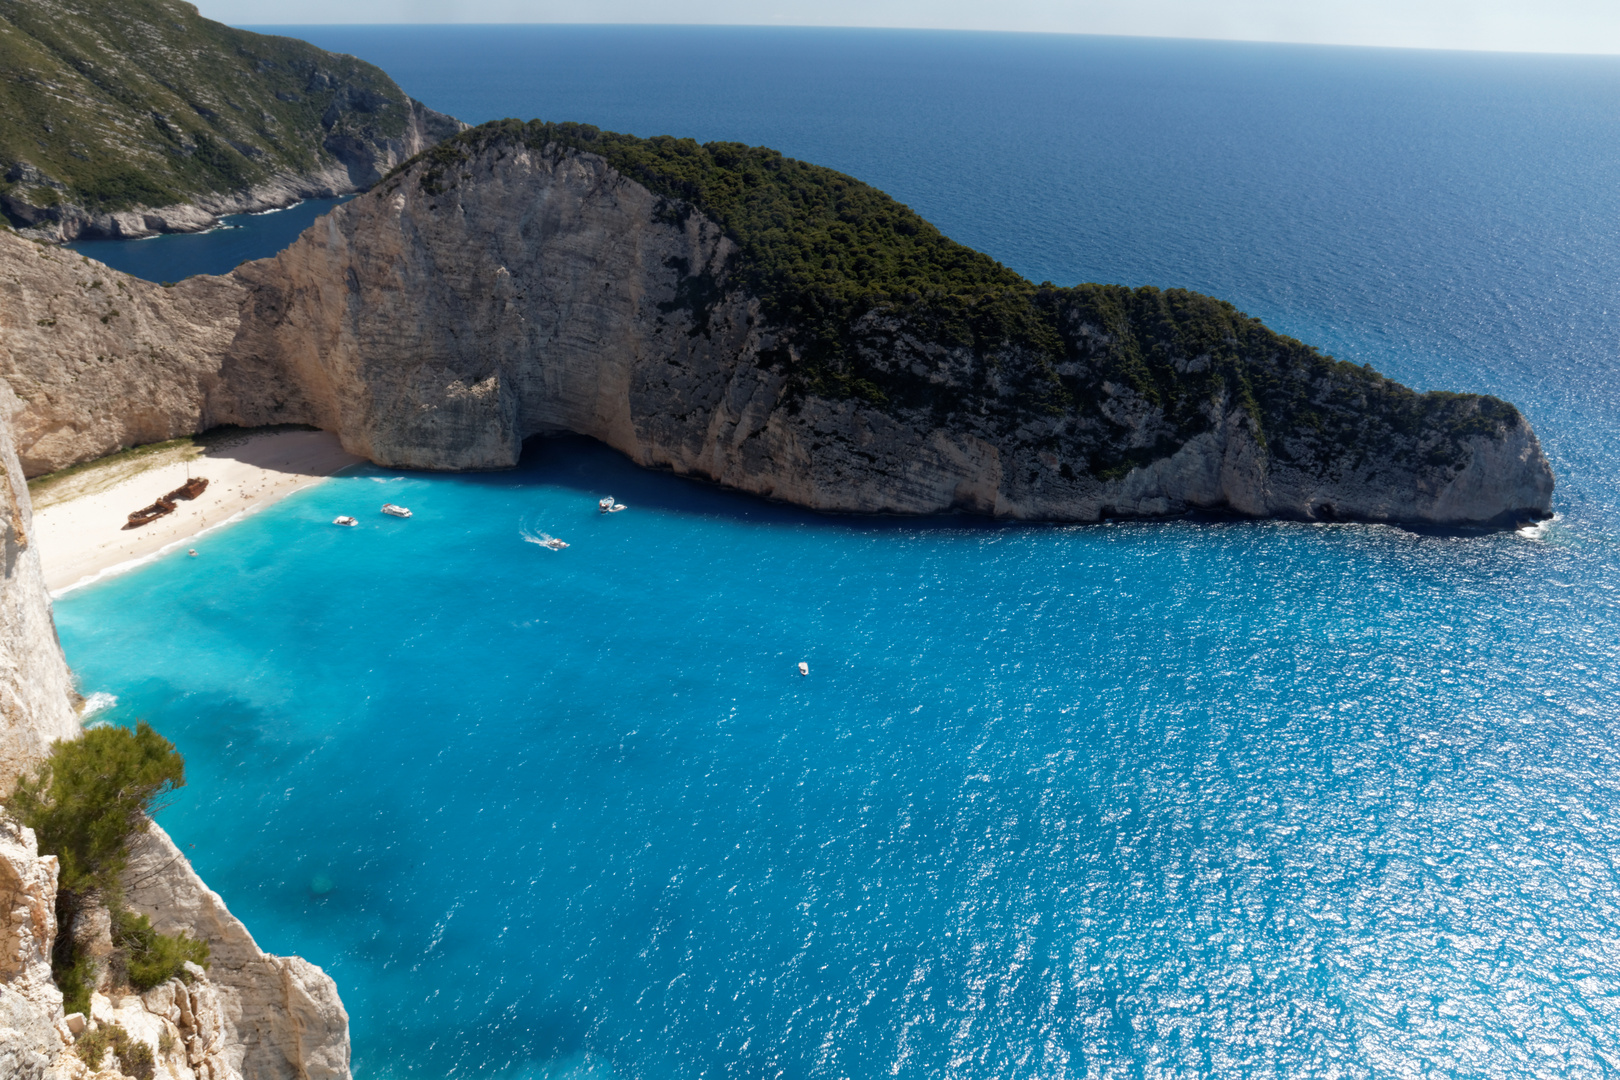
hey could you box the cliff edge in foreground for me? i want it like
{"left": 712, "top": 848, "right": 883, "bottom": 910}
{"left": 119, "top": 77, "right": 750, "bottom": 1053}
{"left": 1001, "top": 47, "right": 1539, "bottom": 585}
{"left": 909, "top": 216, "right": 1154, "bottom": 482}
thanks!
{"left": 0, "top": 120, "right": 1555, "bottom": 526}
{"left": 0, "top": 386, "right": 350, "bottom": 1079}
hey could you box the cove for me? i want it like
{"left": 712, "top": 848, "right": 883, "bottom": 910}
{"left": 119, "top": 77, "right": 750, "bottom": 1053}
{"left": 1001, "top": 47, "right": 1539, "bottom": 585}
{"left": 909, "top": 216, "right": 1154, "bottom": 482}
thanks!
{"left": 52, "top": 27, "right": 1620, "bottom": 1078}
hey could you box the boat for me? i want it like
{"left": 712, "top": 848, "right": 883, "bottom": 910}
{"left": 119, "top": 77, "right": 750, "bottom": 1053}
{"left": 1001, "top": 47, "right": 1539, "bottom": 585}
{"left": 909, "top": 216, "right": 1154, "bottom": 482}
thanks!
{"left": 165, "top": 476, "right": 209, "bottom": 501}
{"left": 798, "top": 662, "right": 809, "bottom": 676}
{"left": 599, "top": 496, "right": 627, "bottom": 513}
{"left": 333, "top": 516, "right": 358, "bottom": 527}
{"left": 381, "top": 504, "right": 412, "bottom": 518}
{"left": 124, "top": 496, "right": 177, "bottom": 529}
{"left": 541, "top": 536, "right": 569, "bottom": 550}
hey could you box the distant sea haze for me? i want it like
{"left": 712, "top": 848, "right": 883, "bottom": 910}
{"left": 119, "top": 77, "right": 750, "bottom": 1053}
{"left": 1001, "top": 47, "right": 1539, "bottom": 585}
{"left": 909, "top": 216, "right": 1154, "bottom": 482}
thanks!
{"left": 63, "top": 26, "right": 1620, "bottom": 1078}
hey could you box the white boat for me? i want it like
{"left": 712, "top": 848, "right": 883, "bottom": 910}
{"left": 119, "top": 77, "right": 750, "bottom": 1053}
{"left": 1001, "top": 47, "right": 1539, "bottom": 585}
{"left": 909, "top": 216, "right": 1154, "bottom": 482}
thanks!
{"left": 598, "top": 496, "right": 615, "bottom": 513}
{"left": 333, "top": 516, "right": 358, "bottom": 527}
{"left": 610, "top": 503, "right": 626, "bottom": 512}
{"left": 381, "top": 504, "right": 412, "bottom": 518}
{"left": 541, "top": 536, "right": 569, "bottom": 550}
{"left": 798, "top": 662, "right": 809, "bottom": 676}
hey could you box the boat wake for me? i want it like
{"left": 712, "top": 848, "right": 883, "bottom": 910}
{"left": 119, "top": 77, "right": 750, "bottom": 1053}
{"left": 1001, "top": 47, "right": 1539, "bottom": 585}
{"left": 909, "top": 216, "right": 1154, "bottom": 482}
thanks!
{"left": 520, "top": 522, "right": 569, "bottom": 551}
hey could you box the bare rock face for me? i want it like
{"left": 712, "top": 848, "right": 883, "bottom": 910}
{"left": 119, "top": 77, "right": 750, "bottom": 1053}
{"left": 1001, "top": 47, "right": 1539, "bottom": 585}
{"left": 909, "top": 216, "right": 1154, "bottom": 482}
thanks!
{"left": 0, "top": 233, "right": 244, "bottom": 476}
{"left": 0, "top": 137, "right": 1557, "bottom": 527}
{"left": 0, "top": 380, "right": 80, "bottom": 789}
{"left": 122, "top": 824, "right": 349, "bottom": 1080}
{"left": 224, "top": 138, "right": 1555, "bottom": 526}
{"left": 0, "top": 817, "right": 71, "bottom": 1080}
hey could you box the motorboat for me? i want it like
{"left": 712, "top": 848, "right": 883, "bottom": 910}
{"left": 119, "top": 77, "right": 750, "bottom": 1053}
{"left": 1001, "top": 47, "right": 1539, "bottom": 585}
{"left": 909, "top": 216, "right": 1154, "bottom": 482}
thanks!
{"left": 381, "top": 504, "right": 412, "bottom": 518}
{"left": 541, "top": 536, "right": 569, "bottom": 550}
{"left": 333, "top": 516, "right": 358, "bottom": 527}
{"left": 798, "top": 662, "right": 809, "bottom": 676}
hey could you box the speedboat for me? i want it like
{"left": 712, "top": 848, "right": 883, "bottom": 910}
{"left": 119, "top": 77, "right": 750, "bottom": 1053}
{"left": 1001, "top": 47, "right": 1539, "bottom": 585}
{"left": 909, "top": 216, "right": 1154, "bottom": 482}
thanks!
{"left": 542, "top": 536, "right": 569, "bottom": 550}
{"left": 381, "top": 504, "right": 412, "bottom": 518}
{"left": 599, "top": 496, "right": 615, "bottom": 513}
{"left": 333, "top": 516, "right": 358, "bottom": 527}
{"left": 798, "top": 662, "right": 809, "bottom": 676}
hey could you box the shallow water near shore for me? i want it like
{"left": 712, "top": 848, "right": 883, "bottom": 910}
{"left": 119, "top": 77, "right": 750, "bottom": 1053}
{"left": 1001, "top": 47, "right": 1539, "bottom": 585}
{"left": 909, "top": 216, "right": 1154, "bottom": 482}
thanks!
{"left": 53, "top": 28, "right": 1620, "bottom": 1079}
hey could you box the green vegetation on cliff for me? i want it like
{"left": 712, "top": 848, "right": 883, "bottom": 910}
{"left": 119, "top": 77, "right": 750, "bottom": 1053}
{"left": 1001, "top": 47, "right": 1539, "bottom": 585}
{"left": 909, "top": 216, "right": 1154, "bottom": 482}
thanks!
{"left": 9, "top": 722, "right": 209, "bottom": 1013}
{"left": 407, "top": 119, "right": 1521, "bottom": 473}
{"left": 0, "top": 0, "right": 459, "bottom": 228}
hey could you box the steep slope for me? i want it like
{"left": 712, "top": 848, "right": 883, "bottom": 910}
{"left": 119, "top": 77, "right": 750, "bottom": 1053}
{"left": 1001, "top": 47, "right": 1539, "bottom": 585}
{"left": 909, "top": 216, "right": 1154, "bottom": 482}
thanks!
{"left": 0, "top": 0, "right": 461, "bottom": 241}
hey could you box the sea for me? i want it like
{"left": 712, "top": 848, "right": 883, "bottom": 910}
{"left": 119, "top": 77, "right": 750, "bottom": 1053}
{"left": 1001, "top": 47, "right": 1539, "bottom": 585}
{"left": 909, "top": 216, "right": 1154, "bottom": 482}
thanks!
{"left": 56, "top": 28, "right": 1620, "bottom": 1078}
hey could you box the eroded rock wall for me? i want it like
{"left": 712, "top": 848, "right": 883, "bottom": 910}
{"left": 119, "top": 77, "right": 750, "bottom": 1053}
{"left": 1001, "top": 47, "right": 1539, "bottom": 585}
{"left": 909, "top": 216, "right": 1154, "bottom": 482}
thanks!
{"left": 0, "top": 379, "right": 79, "bottom": 788}
{"left": 227, "top": 141, "right": 1554, "bottom": 525}
{"left": 0, "top": 817, "right": 70, "bottom": 1080}
{"left": 123, "top": 824, "right": 349, "bottom": 1080}
{"left": 0, "top": 140, "right": 1557, "bottom": 526}
{"left": 0, "top": 233, "right": 246, "bottom": 476}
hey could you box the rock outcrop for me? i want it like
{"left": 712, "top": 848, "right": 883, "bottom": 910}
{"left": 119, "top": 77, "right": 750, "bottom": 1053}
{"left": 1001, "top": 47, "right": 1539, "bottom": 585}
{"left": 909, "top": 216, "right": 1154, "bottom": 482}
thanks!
{"left": 0, "top": 126, "right": 1556, "bottom": 526}
{"left": 0, "top": 0, "right": 463, "bottom": 242}
{"left": 0, "top": 817, "right": 69, "bottom": 1080}
{"left": 123, "top": 824, "right": 349, "bottom": 1080}
{"left": 0, "top": 241, "right": 244, "bottom": 476}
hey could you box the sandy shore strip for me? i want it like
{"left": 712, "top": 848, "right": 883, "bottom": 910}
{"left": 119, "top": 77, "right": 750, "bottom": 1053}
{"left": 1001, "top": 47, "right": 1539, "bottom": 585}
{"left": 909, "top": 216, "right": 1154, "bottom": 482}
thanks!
{"left": 32, "top": 428, "right": 364, "bottom": 594}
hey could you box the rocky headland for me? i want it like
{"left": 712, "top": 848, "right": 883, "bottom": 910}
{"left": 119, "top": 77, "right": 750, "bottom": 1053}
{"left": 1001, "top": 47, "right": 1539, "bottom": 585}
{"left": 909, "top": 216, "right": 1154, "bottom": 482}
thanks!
{"left": 0, "top": 0, "right": 462, "bottom": 241}
{"left": 1, "top": 120, "right": 1555, "bottom": 525}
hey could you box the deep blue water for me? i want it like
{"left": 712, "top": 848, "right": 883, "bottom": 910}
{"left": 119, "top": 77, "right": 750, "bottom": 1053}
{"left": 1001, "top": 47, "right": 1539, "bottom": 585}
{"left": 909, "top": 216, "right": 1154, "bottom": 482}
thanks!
{"left": 53, "top": 28, "right": 1620, "bottom": 1078}
{"left": 67, "top": 196, "right": 352, "bottom": 281}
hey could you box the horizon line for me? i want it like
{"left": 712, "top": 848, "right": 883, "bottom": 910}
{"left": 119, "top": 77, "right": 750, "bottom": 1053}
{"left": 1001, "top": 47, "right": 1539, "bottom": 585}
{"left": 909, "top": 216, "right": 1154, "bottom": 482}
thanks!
{"left": 230, "top": 22, "right": 1620, "bottom": 59}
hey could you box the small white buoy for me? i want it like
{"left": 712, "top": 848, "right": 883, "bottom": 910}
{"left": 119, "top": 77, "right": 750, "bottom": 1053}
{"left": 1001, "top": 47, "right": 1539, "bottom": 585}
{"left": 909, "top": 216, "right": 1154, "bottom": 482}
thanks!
{"left": 798, "top": 662, "right": 809, "bottom": 676}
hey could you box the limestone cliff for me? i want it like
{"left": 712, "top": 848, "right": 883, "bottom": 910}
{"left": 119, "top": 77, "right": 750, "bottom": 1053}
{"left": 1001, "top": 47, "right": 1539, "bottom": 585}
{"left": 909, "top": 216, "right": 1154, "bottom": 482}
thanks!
{"left": 123, "top": 824, "right": 349, "bottom": 1080}
{"left": 0, "top": 123, "right": 1555, "bottom": 526}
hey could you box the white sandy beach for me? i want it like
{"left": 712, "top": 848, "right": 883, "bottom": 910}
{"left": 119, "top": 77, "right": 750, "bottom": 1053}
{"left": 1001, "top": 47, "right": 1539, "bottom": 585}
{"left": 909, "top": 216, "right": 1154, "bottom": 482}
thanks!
{"left": 33, "top": 429, "right": 364, "bottom": 594}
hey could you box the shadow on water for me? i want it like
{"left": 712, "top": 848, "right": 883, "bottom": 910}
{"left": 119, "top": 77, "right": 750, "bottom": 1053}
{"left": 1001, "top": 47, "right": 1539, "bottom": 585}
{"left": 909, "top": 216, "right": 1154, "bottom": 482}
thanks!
{"left": 439, "top": 433, "right": 1533, "bottom": 543}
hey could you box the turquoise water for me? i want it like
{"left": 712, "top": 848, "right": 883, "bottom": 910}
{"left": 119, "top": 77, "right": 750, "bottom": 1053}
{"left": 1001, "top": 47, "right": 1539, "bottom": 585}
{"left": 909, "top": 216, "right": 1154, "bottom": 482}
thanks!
{"left": 53, "top": 29, "right": 1620, "bottom": 1078}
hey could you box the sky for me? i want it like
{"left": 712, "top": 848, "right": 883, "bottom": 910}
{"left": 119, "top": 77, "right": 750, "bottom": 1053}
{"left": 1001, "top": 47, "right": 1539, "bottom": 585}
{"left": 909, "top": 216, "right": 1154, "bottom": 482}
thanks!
{"left": 195, "top": 0, "right": 1620, "bottom": 55}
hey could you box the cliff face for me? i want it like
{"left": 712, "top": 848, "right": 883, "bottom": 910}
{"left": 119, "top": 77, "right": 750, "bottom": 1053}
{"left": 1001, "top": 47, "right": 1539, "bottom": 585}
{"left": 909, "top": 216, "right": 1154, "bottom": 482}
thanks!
{"left": 0, "top": 133, "right": 1556, "bottom": 527}
{"left": 123, "top": 824, "right": 350, "bottom": 1080}
{"left": 222, "top": 135, "right": 1552, "bottom": 526}
{"left": 0, "top": 236, "right": 244, "bottom": 475}
{"left": 0, "top": 380, "right": 79, "bottom": 787}
{"left": 0, "top": 0, "right": 462, "bottom": 241}
{"left": 0, "top": 817, "right": 64, "bottom": 1080}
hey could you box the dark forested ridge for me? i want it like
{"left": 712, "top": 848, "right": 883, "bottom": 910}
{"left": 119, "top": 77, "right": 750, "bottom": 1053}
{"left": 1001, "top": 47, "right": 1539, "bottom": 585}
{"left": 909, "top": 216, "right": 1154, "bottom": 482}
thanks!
{"left": 402, "top": 119, "right": 1523, "bottom": 477}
